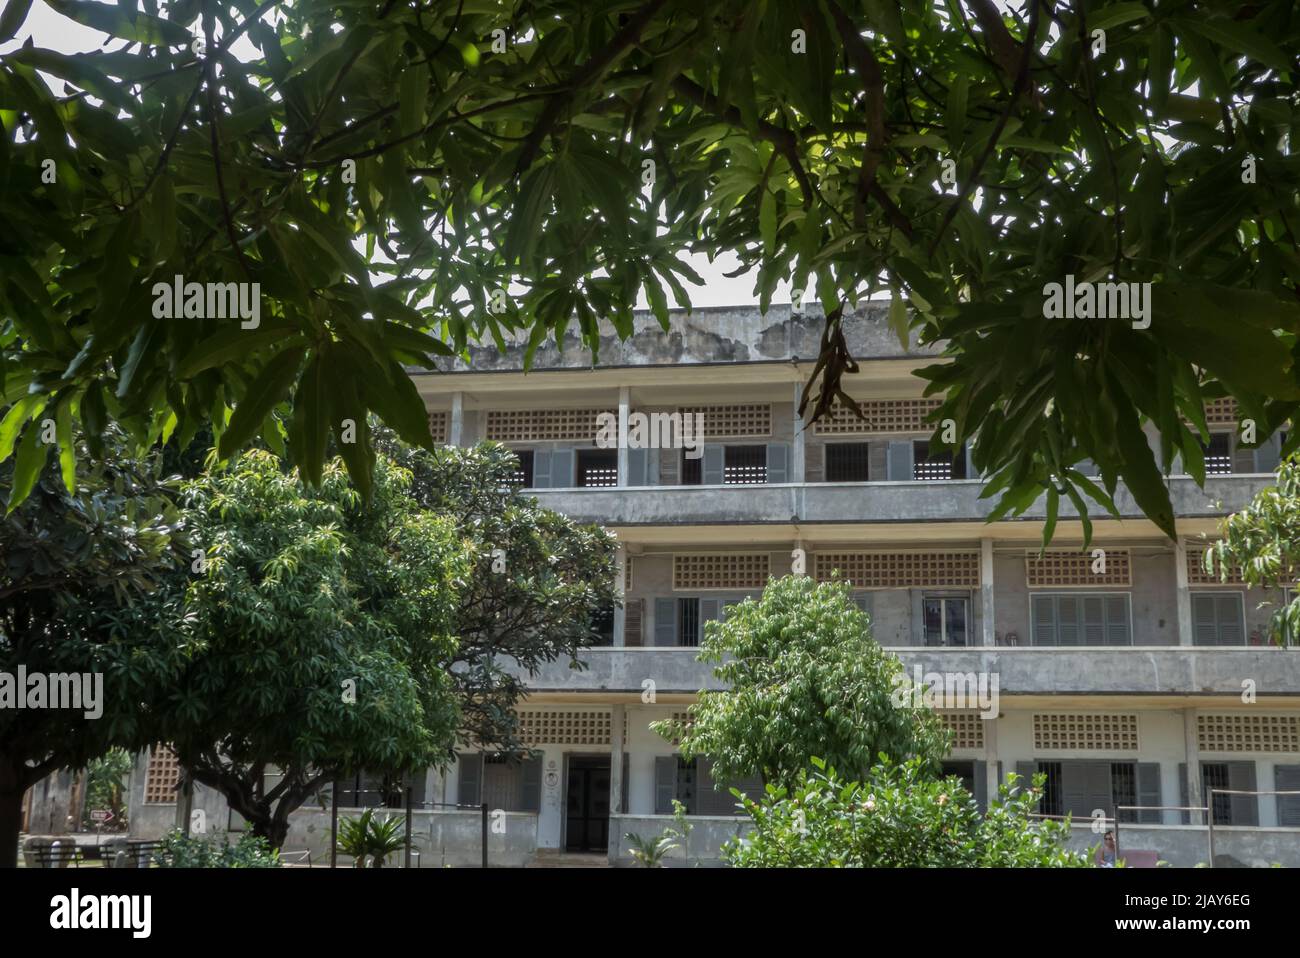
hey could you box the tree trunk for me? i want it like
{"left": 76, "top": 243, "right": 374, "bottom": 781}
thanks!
{"left": 250, "top": 815, "right": 290, "bottom": 851}
{"left": 0, "top": 786, "right": 24, "bottom": 868}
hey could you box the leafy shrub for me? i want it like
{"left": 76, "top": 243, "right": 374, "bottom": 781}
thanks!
{"left": 724, "top": 757, "right": 1088, "bottom": 868}
{"left": 153, "top": 829, "right": 280, "bottom": 868}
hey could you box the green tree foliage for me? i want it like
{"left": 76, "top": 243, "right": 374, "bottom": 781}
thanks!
{"left": 725, "top": 758, "right": 1087, "bottom": 868}
{"left": 148, "top": 447, "right": 468, "bottom": 848}
{"left": 654, "top": 575, "right": 950, "bottom": 790}
{"left": 1205, "top": 453, "right": 1300, "bottom": 645}
{"left": 3, "top": 1, "right": 1298, "bottom": 533}
{"left": 377, "top": 435, "right": 620, "bottom": 750}
{"left": 0, "top": 430, "right": 184, "bottom": 867}
{"left": 80, "top": 747, "right": 132, "bottom": 830}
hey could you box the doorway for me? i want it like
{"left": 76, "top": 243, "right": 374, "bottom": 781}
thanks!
{"left": 565, "top": 756, "right": 611, "bottom": 852}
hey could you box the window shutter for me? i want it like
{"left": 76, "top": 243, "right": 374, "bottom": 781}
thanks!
{"left": 1179, "top": 762, "right": 1190, "bottom": 825}
{"left": 1061, "top": 762, "right": 1090, "bottom": 819}
{"left": 1227, "top": 761, "right": 1258, "bottom": 826}
{"left": 622, "top": 752, "right": 630, "bottom": 815}
{"left": 1082, "top": 596, "right": 1106, "bottom": 645}
{"left": 552, "top": 448, "right": 575, "bottom": 487}
{"left": 805, "top": 442, "right": 825, "bottom": 482}
{"left": 702, "top": 444, "right": 724, "bottom": 484}
{"left": 1032, "top": 595, "right": 1057, "bottom": 646}
{"left": 1015, "top": 761, "right": 1039, "bottom": 809}
{"left": 886, "top": 440, "right": 913, "bottom": 481}
{"left": 1217, "top": 595, "right": 1244, "bottom": 645}
{"left": 532, "top": 450, "right": 552, "bottom": 489}
{"left": 653, "top": 598, "right": 676, "bottom": 647}
{"left": 1192, "top": 594, "right": 1217, "bottom": 646}
{"left": 1232, "top": 437, "right": 1256, "bottom": 475}
{"left": 1254, "top": 433, "right": 1282, "bottom": 474}
{"left": 654, "top": 757, "right": 677, "bottom": 815}
{"left": 1137, "top": 763, "right": 1161, "bottom": 824}
{"left": 457, "top": 753, "right": 483, "bottom": 806}
{"left": 765, "top": 443, "right": 789, "bottom": 483}
{"left": 660, "top": 447, "right": 679, "bottom": 485}
{"left": 624, "top": 598, "right": 644, "bottom": 647}
{"left": 699, "top": 598, "right": 722, "bottom": 643}
{"left": 974, "top": 760, "right": 988, "bottom": 814}
{"left": 1106, "top": 595, "right": 1131, "bottom": 645}
{"left": 520, "top": 755, "right": 542, "bottom": 813}
{"left": 627, "top": 447, "right": 649, "bottom": 487}
{"left": 1275, "top": 765, "right": 1300, "bottom": 826}
{"left": 1057, "top": 595, "right": 1080, "bottom": 646}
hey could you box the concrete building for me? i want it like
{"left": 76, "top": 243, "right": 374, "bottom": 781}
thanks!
{"left": 122, "top": 304, "right": 1300, "bottom": 867}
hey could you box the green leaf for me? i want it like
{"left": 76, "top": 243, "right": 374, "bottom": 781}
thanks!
{"left": 888, "top": 293, "right": 909, "bottom": 350}
{"left": 291, "top": 354, "right": 329, "bottom": 487}
{"left": 44, "top": 0, "right": 192, "bottom": 44}
{"left": 54, "top": 399, "right": 76, "bottom": 494}
{"left": 1180, "top": 17, "right": 1291, "bottom": 72}
{"left": 6, "top": 421, "right": 49, "bottom": 514}
{"left": 217, "top": 346, "right": 306, "bottom": 461}
{"left": 0, "top": 394, "right": 45, "bottom": 463}
{"left": 1088, "top": 3, "right": 1150, "bottom": 31}
{"left": 0, "top": 0, "right": 33, "bottom": 43}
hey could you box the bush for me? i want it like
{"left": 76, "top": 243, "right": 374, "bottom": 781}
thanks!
{"left": 724, "top": 757, "right": 1088, "bottom": 868}
{"left": 153, "top": 830, "right": 280, "bottom": 868}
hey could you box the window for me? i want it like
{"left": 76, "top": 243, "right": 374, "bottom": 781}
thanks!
{"left": 1202, "top": 763, "right": 1232, "bottom": 825}
{"left": 576, "top": 448, "right": 618, "bottom": 487}
{"left": 666, "top": 757, "right": 762, "bottom": 815}
{"left": 1189, "top": 761, "right": 1257, "bottom": 826}
{"left": 1203, "top": 432, "right": 1233, "bottom": 475}
{"left": 677, "top": 598, "right": 700, "bottom": 647}
{"left": 336, "top": 771, "right": 422, "bottom": 808}
{"left": 723, "top": 445, "right": 767, "bottom": 484}
{"left": 589, "top": 605, "right": 615, "bottom": 646}
{"left": 923, "top": 596, "right": 969, "bottom": 646}
{"left": 826, "top": 442, "right": 871, "bottom": 481}
{"left": 456, "top": 753, "right": 541, "bottom": 812}
{"left": 509, "top": 450, "right": 534, "bottom": 489}
{"left": 1192, "top": 593, "right": 1245, "bottom": 646}
{"left": 680, "top": 450, "right": 702, "bottom": 485}
{"left": 912, "top": 440, "right": 966, "bottom": 480}
{"left": 1032, "top": 760, "right": 1157, "bottom": 823}
{"left": 941, "top": 761, "right": 977, "bottom": 799}
{"left": 1031, "top": 594, "right": 1131, "bottom": 646}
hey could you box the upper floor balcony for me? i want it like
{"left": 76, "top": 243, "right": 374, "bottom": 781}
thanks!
{"left": 527, "top": 474, "right": 1274, "bottom": 528}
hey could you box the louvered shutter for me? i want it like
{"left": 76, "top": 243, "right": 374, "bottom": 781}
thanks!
{"left": 1106, "top": 595, "right": 1130, "bottom": 645}
{"left": 699, "top": 598, "right": 722, "bottom": 644}
{"left": 1275, "top": 765, "right": 1300, "bottom": 826}
{"left": 654, "top": 757, "right": 677, "bottom": 815}
{"left": 766, "top": 443, "right": 789, "bottom": 483}
{"left": 1082, "top": 596, "right": 1106, "bottom": 645}
{"left": 886, "top": 441, "right": 913, "bottom": 481}
{"left": 805, "top": 442, "right": 825, "bottom": 482}
{"left": 660, "top": 447, "right": 679, "bottom": 485}
{"left": 627, "top": 447, "right": 649, "bottom": 487}
{"left": 653, "top": 598, "right": 676, "bottom": 647}
{"left": 1254, "top": 433, "right": 1282, "bottom": 473}
{"left": 702, "top": 445, "right": 724, "bottom": 484}
{"left": 1058, "top": 596, "right": 1081, "bottom": 646}
{"left": 1179, "top": 762, "right": 1191, "bottom": 825}
{"left": 1217, "top": 594, "right": 1244, "bottom": 645}
{"left": 1032, "top": 595, "right": 1057, "bottom": 646}
{"left": 623, "top": 598, "right": 644, "bottom": 647}
{"left": 869, "top": 442, "right": 888, "bottom": 480}
{"left": 1192, "top": 594, "right": 1217, "bottom": 645}
{"left": 1228, "top": 762, "right": 1258, "bottom": 826}
{"left": 532, "top": 450, "right": 552, "bottom": 489}
{"left": 974, "top": 760, "right": 988, "bottom": 813}
{"left": 520, "top": 756, "right": 542, "bottom": 813}
{"left": 964, "top": 443, "right": 975, "bottom": 480}
{"left": 552, "top": 448, "right": 575, "bottom": 487}
{"left": 1137, "top": 763, "right": 1161, "bottom": 824}
{"left": 457, "top": 753, "right": 483, "bottom": 806}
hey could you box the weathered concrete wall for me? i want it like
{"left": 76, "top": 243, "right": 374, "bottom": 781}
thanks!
{"left": 516, "top": 646, "right": 1300, "bottom": 695}
{"left": 23, "top": 769, "right": 82, "bottom": 835}
{"left": 1063, "top": 822, "right": 1300, "bottom": 867}
{"left": 610, "top": 814, "right": 752, "bottom": 867}
{"left": 527, "top": 475, "right": 1270, "bottom": 525}
{"left": 438, "top": 304, "right": 937, "bottom": 373}
{"left": 126, "top": 750, "right": 234, "bottom": 841}
{"left": 280, "top": 808, "right": 538, "bottom": 868}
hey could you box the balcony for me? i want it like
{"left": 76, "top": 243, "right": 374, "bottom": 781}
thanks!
{"left": 526, "top": 475, "right": 1273, "bottom": 528}
{"left": 517, "top": 646, "right": 1300, "bottom": 696}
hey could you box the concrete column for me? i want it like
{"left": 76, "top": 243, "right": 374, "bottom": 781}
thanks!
{"left": 617, "top": 386, "right": 630, "bottom": 487}
{"left": 1184, "top": 708, "right": 1203, "bottom": 825}
{"left": 983, "top": 715, "right": 1000, "bottom": 804}
{"left": 791, "top": 382, "right": 806, "bottom": 483}
{"left": 1174, "top": 537, "right": 1193, "bottom": 646}
{"left": 613, "top": 540, "right": 627, "bottom": 647}
{"left": 609, "top": 704, "right": 625, "bottom": 864}
{"left": 449, "top": 391, "right": 464, "bottom": 447}
{"left": 980, "top": 538, "right": 996, "bottom": 647}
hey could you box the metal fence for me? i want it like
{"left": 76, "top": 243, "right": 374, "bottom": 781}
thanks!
{"left": 326, "top": 785, "right": 489, "bottom": 868}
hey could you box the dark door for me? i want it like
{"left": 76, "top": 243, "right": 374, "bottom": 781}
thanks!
{"left": 565, "top": 757, "right": 611, "bottom": 852}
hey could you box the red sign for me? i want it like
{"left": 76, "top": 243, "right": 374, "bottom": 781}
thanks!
{"left": 89, "top": 810, "right": 113, "bottom": 823}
